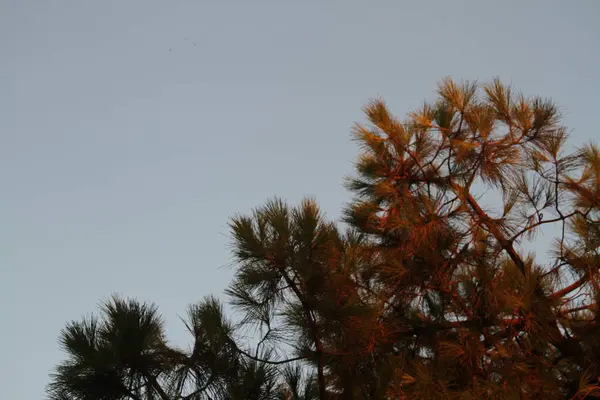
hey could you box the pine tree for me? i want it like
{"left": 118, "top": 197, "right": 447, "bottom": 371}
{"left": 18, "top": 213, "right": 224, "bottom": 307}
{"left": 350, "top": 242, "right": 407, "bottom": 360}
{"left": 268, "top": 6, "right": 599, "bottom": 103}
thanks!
{"left": 339, "top": 78, "right": 600, "bottom": 398}
{"left": 48, "top": 78, "right": 600, "bottom": 399}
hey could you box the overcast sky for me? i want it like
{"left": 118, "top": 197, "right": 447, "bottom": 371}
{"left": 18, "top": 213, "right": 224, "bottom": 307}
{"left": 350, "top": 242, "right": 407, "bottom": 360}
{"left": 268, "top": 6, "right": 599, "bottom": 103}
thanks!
{"left": 1, "top": 1, "right": 598, "bottom": 398}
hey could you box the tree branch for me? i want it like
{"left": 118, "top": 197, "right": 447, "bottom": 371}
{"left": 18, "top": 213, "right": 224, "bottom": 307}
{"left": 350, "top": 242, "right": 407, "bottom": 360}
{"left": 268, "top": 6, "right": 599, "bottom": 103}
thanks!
{"left": 143, "top": 373, "right": 170, "bottom": 400}
{"left": 451, "top": 181, "right": 586, "bottom": 367}
{"left": 229, "top": 337, "right": 306, "bottom": 365}
{"left": 267, "top": 254, "right": 327, "bottom": 399}
{"left": 550, "top": 275, "right": 589, "bottom": 300}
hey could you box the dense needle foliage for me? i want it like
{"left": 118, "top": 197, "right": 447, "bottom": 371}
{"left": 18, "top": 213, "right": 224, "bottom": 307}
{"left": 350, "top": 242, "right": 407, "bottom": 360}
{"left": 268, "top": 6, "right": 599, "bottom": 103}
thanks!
{"left": 48, "top": 78, "right": 600, "bottom": 399}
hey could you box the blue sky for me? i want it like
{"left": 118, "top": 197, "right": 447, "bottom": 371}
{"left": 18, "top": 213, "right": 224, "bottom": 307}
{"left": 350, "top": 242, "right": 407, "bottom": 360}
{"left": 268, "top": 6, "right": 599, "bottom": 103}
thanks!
{"left": 1, "top": 1, "right": 598, "bottom": 398}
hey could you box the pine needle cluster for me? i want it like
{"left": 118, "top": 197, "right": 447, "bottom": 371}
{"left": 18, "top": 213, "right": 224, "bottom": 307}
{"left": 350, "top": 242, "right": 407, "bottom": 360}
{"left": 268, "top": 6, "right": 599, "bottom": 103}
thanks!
{"left": 48, "top": 79, "right": 600, "bottom": 399}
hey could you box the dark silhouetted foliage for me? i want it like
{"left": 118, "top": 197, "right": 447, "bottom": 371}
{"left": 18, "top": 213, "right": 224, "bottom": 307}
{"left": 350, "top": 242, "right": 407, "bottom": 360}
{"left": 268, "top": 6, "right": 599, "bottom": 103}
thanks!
{"left": 49, "top": 79, "right": 600, "bottom": 399}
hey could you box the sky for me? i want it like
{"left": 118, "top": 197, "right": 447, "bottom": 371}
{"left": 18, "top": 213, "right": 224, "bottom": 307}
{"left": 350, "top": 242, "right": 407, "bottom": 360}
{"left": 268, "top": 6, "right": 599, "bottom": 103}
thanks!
{"left": 1, "top": 0, "right": 599, "bottom": 398}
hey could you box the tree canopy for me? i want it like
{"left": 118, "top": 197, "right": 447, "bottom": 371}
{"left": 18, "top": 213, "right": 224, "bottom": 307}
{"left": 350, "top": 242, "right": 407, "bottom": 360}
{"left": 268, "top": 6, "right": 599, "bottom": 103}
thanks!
{"left": 48, "top": 78, "right": 600, "bottom": 399}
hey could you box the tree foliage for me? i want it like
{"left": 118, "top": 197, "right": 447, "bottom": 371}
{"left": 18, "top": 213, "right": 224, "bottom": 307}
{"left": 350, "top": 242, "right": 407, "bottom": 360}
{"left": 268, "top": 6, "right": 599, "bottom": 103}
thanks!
{"left": 48, "top": 78, "right": 600, "bottom": 399}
